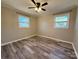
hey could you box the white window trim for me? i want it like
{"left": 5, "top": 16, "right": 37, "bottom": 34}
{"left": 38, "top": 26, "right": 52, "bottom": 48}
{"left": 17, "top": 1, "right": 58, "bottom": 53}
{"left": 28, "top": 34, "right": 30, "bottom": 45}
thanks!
{"left": 54, "top": 13, "right": 70, "bottom": 29}
{"left": 18, "top": 14, "right": 30, "bottom": 28}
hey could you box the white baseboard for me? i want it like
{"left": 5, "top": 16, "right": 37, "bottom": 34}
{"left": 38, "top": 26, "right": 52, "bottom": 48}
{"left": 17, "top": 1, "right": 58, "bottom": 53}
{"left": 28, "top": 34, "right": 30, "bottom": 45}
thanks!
{"left": 72, "top": 43, "right": 78, "bottom": 57}
{"left": 38, "top": 35, "right": 78, "bottom": 57}
{"left": 1, "top": 34, "right": 77, "bottom": 57}
{"left": 1, "top": 34, "right": 36, "bottom": 46}
{"left": 38, "top": 35, "right": 72, "bottom": 44}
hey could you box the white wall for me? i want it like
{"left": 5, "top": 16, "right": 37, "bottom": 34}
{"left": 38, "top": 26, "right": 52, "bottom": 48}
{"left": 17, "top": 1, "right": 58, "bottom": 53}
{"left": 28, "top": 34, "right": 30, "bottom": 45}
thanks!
{"left": 1, "top": 7, "right": 37, "bottom": 44}
{"left": 73, "top": 10, "right": 78, "bottom": 54}
{"left": 1, "top": 6, "right": 77, "bottom": 48}
{"left": 37, "top": 8, "right": 77, "bottom": 42}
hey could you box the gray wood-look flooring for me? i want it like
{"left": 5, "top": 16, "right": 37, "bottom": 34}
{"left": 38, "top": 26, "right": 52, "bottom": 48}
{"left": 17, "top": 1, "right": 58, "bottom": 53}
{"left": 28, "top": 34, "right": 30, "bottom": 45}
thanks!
{"left": 1, "top": 36, "right": 77, "bottom": 59}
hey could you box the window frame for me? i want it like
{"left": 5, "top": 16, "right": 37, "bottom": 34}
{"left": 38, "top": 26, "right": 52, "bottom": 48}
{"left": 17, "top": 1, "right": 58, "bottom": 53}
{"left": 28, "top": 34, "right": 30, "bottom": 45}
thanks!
{"left": 18, "top": 15, "right": 30, "bottom": 28}
{"left": 54, "top": 13, "right": 70, "bottom": 29}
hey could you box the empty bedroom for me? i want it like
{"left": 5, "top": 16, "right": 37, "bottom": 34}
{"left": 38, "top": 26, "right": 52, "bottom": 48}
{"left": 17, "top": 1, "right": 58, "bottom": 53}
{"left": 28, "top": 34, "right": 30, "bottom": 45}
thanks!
{"left": 1, "top": 0, "right": 78, "bottom": 59}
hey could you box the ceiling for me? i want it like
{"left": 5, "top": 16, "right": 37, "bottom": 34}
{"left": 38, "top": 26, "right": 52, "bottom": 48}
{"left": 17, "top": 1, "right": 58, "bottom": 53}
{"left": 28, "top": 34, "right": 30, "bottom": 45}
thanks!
{"left": 1, "top": 0, "right": 78, "bottom": 16}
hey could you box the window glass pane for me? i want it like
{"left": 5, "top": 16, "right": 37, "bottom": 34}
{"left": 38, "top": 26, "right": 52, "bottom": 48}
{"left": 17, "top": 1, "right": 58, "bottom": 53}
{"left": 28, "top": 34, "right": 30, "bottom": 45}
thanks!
{"left": 19, "top": 16, "right": 29, "bottom": 23}
{"left": 55, "top": 22, "right": 68, "bottom": 28}
{"left": 19, "top": 23, "right": 29, "bottom": 28}
{"left": 18, "top": 15, "right": 30, "bottom": 28}
{"left": 55, "top": 16, "right": 69, "bottom": 22}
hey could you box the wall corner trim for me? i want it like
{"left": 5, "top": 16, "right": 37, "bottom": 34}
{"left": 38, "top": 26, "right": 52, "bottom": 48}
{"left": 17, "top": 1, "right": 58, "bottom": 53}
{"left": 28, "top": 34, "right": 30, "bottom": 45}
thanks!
{"left": 37, "top": 35, "right": 72, "bottom": 44}
{"left": 72, "top": 43, "right": 78, "bottom": 58}
{"left": 1, "top": 34, "right": 36, "bottom": 46}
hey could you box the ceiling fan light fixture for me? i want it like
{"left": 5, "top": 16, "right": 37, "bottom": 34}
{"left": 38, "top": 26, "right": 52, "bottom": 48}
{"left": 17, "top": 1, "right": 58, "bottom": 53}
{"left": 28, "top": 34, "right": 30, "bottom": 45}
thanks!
{"left": 35, "top": 8, "right": 41, "bottom": 12}
{"left": 28, "top": 0, "right": 48, "bottom": 12}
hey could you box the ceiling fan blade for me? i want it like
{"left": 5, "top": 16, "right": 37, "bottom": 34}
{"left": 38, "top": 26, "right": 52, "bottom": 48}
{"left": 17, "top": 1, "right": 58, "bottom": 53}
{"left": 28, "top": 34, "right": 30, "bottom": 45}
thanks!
{"left": 28, "top": 7, "right": 35, "bottom": 9}
{"left": 41, "top": 8, "right": 46, "bottom": 11}
{"left": 42, "top": 2, "right": 48, "bottom": 6}
{"left": 31, "top": 0, "right": 36, "bottom": 5}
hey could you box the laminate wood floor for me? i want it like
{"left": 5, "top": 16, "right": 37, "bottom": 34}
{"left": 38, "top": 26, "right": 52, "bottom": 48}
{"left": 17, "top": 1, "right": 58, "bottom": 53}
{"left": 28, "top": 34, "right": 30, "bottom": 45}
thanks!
{"left": 1, "top": 36, "right": 77, "bottom": 59}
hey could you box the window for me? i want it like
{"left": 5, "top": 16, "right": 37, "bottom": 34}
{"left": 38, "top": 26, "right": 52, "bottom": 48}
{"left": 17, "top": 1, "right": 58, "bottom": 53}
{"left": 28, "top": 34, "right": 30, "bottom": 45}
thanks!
{"left": 18, "top": 15, "right": 30, "bottom": 28}
{"left": 54, "top": 13, "right": 70, "bottom": 29}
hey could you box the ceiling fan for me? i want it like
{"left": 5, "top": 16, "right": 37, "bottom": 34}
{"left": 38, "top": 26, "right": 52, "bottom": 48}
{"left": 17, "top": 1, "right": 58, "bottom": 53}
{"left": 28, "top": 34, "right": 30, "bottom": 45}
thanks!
{"left": 28, "top": 0, "right": 48, "bottom": 12}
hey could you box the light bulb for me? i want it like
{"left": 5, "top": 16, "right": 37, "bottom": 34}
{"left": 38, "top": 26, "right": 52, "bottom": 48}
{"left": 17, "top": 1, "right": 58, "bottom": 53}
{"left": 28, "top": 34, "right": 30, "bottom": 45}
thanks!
{"left": 39, "top": 8, "right": 41, "bottom": 11}
{"left": 35, "top": 8, "right": 38, "bottom": 11}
